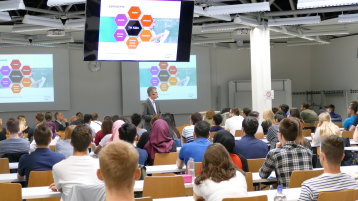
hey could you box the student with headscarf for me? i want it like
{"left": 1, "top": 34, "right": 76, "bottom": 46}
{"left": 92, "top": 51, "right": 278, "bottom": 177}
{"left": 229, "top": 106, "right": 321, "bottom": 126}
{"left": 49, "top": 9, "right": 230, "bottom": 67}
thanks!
{"left": 94, "top": 120, "right": 125, "bottom": 154}
{"left": 144, "top": 119, "right": 176, "bottom": 165}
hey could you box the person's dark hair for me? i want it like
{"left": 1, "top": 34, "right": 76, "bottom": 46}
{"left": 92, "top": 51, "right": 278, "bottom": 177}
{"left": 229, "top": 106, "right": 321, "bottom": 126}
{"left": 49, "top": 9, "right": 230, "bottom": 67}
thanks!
{"left": 274, "top": 113, "right": 285, "bottom": 122}
{"left": 279, "top": 118, "right": 299, "bottom": 141}
{"left": 131, "top": 113, "right": 142, "bottom": 127}
{"left": 321, "top": 135, "right": 344, "bottom": 165}
{"left": 349, "top": 102, "right": 358, "bottom": 113}
{"left": 302, "top": 103, "right": 310, "bottom": 110}
{"left": 242, "top": 116, "right": 258, "bottom": 136}
{"left": 248, "top": 111, "right": 259, "bottom": 118}
{"left": 111, "top": 115, "right": 120, "bottom": 122}
{"left": 325, "top": 104, "right": 335, "bottom": 111}
{"left": 35, "top": 113, "right": 45, "bottom": 122}
{"left": 6, "top": 118, "right": 19, "bottom": 134}
{"left": 101, "top": 120, "right": 113, "bottom": 134}
{"left": 276, "top": 110, "right": 287, "bottom": 117}
{"left": 84, "top": 114, "right": 92, "bottom": 123}
{"left": 147, "top": 86, "right": 157, "bottom": 96}
{"left": 34, "top": 123, "right": 52, "bottom": 146}
{"left": 103, "top": 116, "right": 112, "bottom": 121}
{"left": 195, "top": 143, "right": 238, "bottom": 185}
{"left": 230, "top": 108, "right": 241, "bottom": 116}
{"left": 213, "top": 114, "right": 223, "bottom": 126}
{"left": 243, "top": 107, "right": 251, "bottom": 117}
{"left": 162, "top": 113, "right": 180, "bottom": 139}
{"left": 71, "top": 125, "right": 92, "bottom": 152}
{"left": 289, "top": 108, "right": 301, "bottom": 119}
{"left": 76, "top": 112, "right": 83, "bottom": 119}
{"left": 279, "top": 104, "right": 289, "bottom": 114}
{"left": 119, "top": 123, "right": 137, "bottom": 143}
{"left": 92, "top": 113, "right": 99, "bottom": 120}
{"left": 220, "top": 108, "right": 231, "bottom": 114}
{"left": 54, "top": 112, "right": 60, "bottom": 120}
{"left": 45, "top": 112, "right": 52, "bottom": 121}
{"left": 150, "top": 114, "right": 162, "bottom": 126}
{"left": 194, "top": 121, "right": 210, "bottom": 138}
{"left": 191, "top": 112, "right": 202, "bottom": 125}
{"left": 272, "top": 107, "right": 279, "bottom": 114}
{"left": 213, "top": 130, "right": 235, "bottom": 153}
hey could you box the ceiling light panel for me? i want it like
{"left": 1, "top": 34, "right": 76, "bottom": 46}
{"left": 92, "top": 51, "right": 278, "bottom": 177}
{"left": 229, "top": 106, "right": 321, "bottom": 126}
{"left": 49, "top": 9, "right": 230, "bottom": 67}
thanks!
{"left": 0, "top": 12, "right": 11, "bottom": 21}
{"left": 205, "top": 2, "right": 270, "bottom": 16}
{"left": 338, "top": 13, "right": 358, "bottom": 23}
{"left": 12, "top": 24, "right": 53, "bottom": 33}
{"left": 297, "top": 0, "right": 358, "bottom": 9}
{"left": 47, "top": 0, "right": 86, "bottom": 7}
{"left": 268, "top": 16, "right": 321, "bottom": 26}
{"left": 65, "top": 18, "right": 85, "bottom": 29}
{"left": 22, "top": 15, "right": 64, "bottom": 29}
{"left": 234, "top": 16, "right": 260, "bottom": 27}
{"left": 0, "top": 0, "right": 25, "bottom": 12}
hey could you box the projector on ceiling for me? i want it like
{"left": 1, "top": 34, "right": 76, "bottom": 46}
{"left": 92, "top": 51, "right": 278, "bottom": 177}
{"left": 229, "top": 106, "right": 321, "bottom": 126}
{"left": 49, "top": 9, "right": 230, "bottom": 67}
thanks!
{"left": 47, "top": 29, "right": 66, "bottom": 37}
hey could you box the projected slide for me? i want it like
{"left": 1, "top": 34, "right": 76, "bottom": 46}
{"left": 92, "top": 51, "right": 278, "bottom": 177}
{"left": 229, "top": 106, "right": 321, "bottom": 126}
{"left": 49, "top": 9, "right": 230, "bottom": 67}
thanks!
{"left": 0, "top": 54, "right": 54, "bottom": 103}
{"left": 139, "top": 55, "right": 197, "bottom": 100}
{"left": 98, "top": 0, "right": 181, "bottom": 61}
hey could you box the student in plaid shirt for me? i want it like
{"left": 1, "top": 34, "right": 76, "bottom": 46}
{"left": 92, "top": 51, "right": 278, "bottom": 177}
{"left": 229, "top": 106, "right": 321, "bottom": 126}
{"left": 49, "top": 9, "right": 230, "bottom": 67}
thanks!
{"left": 259, "top": 118, "right": 313, "bottom": 187}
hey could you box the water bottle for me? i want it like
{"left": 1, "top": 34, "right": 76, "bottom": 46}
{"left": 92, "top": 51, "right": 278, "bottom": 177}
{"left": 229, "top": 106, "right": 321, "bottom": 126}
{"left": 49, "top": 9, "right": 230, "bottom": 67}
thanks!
{"left": 187, "top": 157, "right": 195, "bottom": 182}
{"left": 273, "top": 185, "right": 287, "bottom": 201}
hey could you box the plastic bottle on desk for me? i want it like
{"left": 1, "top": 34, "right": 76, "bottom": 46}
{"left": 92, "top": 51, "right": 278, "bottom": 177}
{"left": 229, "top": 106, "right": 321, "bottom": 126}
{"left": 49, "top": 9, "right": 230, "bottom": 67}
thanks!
{"left": 274, "top": 185, "right": 287, "bottom": 201}
{"left": 187, "top": 157, "right": 195, "bottom": 182}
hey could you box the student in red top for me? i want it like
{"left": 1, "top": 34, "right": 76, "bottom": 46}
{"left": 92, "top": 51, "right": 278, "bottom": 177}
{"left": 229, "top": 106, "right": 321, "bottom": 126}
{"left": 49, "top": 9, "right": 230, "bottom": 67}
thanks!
{"left": 213, "top": 130, "right": 248, "bottom": 171}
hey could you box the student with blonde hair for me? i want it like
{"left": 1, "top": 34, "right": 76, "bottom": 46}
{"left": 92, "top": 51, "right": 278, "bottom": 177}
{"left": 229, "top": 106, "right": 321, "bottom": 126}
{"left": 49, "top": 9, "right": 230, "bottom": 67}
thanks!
{"left": 262, "top": 109, "right": 275, "bottom": 134}
{"left": 97, "top": 141, "right": 141, "bottom": 201}
{"left": 311, "top": 112, "right": 340, "bottom": 147}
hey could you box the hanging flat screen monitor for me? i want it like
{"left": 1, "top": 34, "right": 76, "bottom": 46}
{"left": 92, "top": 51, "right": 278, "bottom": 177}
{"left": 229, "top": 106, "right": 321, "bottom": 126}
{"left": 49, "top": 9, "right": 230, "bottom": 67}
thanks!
{"left": 84, "top": 0, "right": 194, "bottom": 62}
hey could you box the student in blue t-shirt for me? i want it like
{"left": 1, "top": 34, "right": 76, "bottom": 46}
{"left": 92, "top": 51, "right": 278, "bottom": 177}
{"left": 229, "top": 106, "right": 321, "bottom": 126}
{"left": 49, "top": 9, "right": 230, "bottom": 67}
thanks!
{"left": 343, "top": 102, "right": 358, "bottom": 130}
{"left": 18, "top": 124, "right": 65, "bottom": 183}
{"left": 177, "top": 121, "right": 212, "bottom": 168}
{"left": 119, "top": 123, "right": 148, "bottom": 165}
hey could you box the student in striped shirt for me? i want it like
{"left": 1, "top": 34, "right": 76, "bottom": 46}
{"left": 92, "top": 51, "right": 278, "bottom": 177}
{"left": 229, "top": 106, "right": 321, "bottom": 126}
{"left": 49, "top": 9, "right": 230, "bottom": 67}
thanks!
{"left": 182, "top": 112, "right": 202, "bottom": 144}
{"left": 299, "top": 135, "right": 358, "bottom": 201}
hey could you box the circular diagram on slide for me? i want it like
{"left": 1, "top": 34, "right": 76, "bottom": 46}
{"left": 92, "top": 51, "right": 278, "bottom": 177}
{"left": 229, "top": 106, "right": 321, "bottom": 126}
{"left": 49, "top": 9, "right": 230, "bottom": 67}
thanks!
{"left": 0, "top": 59, "right": 32, "bottom": 94}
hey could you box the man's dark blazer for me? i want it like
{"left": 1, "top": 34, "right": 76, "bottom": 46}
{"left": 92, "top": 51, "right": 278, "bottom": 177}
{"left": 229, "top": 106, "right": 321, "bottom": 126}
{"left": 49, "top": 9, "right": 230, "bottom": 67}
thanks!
{"left": 142, "top": 98, "right": 161, "bottom": 130}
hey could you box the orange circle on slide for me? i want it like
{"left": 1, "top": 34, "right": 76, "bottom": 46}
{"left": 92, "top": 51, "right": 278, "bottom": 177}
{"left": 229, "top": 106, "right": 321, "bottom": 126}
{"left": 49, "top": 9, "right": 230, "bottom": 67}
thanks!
{"left": 11, "top": 84, "right": 22, "bottom": 93}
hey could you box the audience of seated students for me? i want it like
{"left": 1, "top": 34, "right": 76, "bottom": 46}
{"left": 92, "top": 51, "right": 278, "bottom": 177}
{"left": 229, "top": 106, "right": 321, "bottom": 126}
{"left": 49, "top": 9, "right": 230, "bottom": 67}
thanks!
{"left": 242, "top": 107, "right": 251, "bottom": 118}
{"left": 0, "top": 118, "right": 30, "bottom": 160}
{"left": 259, "top": 118, "right": 313, "bottom": 187}
{"left": 70, "top": 112, "right": 84, "bottom": 125}
{"left": 225, "top": 108, "right": 244, "bottom": 135}
{"left": 279, "top": 104, "right": 290, "bottom": 117}
{"left": 136, "top": 114, "right": 162, "bottom": 149}
{"left": 177, "top": 121, "right": 212, "bottom": 168}
{"left": 144, "top": 119, "right": 176, "bottom": 165}
{"left": 193, "top": 143, "right": 247, "bottom": 201}
{"left": 325, "top": 104, "right": 342, "bottom": 123}
{"left": 17, "top": 115, "right": 30, "bottom": 134}
{"left": 234, "top": 117, "right": 268, "bottom": 159}
{"left": 54, "top": 112, "right": 68, "bottom": 132}
{"left": 84, "top": 114, "right": 96, "bottom": 136}
{"left": 55, "top": 125, "right": 76, "bottom": 158}
{"left": 213, "top": 130, "right": 247, "bottom": 171}
{"left": 90, "top": 113, "right": 102, "bottom": 134}
{"left": 94, "top": 120, "right": 125, "bottom": 154}
{"left": 210, "top": 114, "right": 224, "bottom": 132}
{"left": 262, "top": 109, "right": 274, "bottom": 135}
{"left": 0, "top": 118, "right": 6, "bottom": 141}
{"left": 30, "top": 120, "right": 60, "bottom": 152}
{"left": 182, "top": 112, "right": 203, "bottom": 143}
{"left": 130, "top": 113, "right": 147, "bottom": 137}
{"left": 94, "top": 120, "right": 113, "bottom": 146}
{"left": 289, "top": 108, "right": 305, "bottom": 127}
{"left": 299, "top": 135, "right": 358, "bottom": 201}
{"left": 248, "top": 111, "right": 264, "bottom": 133}
{"left": 97, "top": 141, "right": 141, "bottom": 201}
{"left": 204, "top": 109, "right": 215, "bottom": 126}
{"left": 51, "top": 125, "right": 102, "bottom": 200}
{"left": 346, "top": 102, "right": 358, "bottom": 131}
{"left": 300, "top": 103, "right": 318, "bottom": 124}
{"left": 266, "top": 113, "right": 285, "bottom": 149}
{"left": 28, "top": 112, "right": 45, "bottom": 142}
{"left": 312, "top": 112, "right": 341, "bottom": 147}
{"left": 119, "top": 123, "right": 148, "bottom": 165}
{"left": 18, "top": 124, "right": 65, "bottom": 183}
{"left": 162, "top": 113, "right": 180, "bottom": 140}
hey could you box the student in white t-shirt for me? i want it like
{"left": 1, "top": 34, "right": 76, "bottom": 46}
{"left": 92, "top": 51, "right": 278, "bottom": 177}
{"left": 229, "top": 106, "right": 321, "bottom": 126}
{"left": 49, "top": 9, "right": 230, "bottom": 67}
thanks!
{"left": 193, "top": 143, "right": 247, "bottom": 201}
{"left": 182, "top": 112, "right": 202, "bottom": 144}
{"left": 224, "top": 108, "right": 244, "bottom": 135}
{"left": 50, "top": 125, "right": 102, "bottom": 200}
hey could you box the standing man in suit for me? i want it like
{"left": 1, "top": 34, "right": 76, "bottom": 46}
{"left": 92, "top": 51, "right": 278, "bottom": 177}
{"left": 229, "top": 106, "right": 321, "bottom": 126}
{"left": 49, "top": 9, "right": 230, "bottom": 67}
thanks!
{"left": 142, "top": 87, "right": 161, "bottom": 130}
